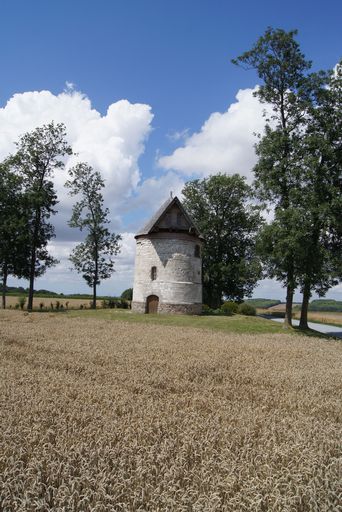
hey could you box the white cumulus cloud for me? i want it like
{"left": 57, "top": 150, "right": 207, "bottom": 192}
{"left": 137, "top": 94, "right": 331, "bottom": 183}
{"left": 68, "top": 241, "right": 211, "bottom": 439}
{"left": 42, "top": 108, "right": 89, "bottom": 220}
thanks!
{"left": 0, "top": 89, "right": 154, "bottom": 214}
{"left": 0, "top": 88, "right": 154, "bottom": 294}
{"left": 159, "top": 87, "right": 269, "bottom": 181}
{"left": 42, "top": 233, "right": 137, "bottom": 295}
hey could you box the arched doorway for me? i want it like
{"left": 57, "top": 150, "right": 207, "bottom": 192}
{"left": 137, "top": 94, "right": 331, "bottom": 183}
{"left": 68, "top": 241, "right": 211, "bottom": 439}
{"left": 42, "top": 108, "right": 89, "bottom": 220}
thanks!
{"left": 146, "top": 295, "right": 159, "bottom": 314}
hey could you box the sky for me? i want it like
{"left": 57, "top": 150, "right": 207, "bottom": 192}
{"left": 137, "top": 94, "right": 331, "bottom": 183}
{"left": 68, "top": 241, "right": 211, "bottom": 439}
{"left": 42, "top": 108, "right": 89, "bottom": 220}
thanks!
{"left": 1, "top": 0, "right": 341, "bottom": 300}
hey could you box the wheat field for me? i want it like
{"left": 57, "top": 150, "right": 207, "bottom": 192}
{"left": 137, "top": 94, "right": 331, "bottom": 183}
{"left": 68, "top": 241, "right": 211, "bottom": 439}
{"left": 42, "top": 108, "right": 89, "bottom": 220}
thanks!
{"left": 257, "top": 306, "right": 342, "bottom": 328}
{"left": 4, "top": 296, "right": 101, "bottom": 310}
{"left": 0, "top": 310, "right": 341, "bottom": 511}
{"left": 293, "top": 311, "right": 342, "bottom": 327}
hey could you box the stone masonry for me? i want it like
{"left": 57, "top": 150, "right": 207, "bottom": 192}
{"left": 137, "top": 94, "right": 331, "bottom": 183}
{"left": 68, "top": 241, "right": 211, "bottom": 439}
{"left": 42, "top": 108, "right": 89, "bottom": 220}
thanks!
{"left": 132, "top": 196, "right": 203, "bottom": 315}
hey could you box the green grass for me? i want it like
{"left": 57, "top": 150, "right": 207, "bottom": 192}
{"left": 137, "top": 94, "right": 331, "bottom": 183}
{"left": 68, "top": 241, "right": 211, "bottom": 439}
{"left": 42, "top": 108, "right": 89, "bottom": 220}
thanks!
{"left": 68, "top": 308, "right": 290, "bottom": 335}
{"left": 68, "top": 309, "right": 342, "bottom": 339}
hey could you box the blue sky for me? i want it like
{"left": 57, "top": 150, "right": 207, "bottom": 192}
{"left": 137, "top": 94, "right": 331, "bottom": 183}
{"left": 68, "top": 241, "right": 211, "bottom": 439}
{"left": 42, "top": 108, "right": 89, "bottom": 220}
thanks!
{"left": 1, "top": 0, "right": 341, "bottom": 299}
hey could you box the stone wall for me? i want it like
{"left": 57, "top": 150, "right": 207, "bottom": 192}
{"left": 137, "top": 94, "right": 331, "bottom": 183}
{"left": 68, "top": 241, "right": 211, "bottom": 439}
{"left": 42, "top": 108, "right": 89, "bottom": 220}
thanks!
{"left": 132, "top": 233, "right": 203, "bottom": 313}
{"left": 131, "top": 301, "right": 146, "bottom": 314}
{"left": 158, "top": 302, "right": 202, "bottom": 315}
{"left": 132, "top": 301, "right": 202, "bottom": 315}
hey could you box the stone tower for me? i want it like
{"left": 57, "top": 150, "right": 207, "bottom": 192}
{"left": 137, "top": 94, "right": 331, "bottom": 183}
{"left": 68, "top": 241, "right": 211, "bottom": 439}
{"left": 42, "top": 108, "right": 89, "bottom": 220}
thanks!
{"left": 132, "top": 195, "right": 203, "bottom": 314}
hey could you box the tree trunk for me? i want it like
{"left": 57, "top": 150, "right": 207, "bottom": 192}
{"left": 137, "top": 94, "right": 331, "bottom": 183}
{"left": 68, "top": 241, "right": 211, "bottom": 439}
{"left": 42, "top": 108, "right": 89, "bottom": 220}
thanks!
{"left": 299, "top": 281, "right": 311, "bottom": 330}
{"left": 28, "top": 210, "right": 40, "bottom": 312}
{"left": 2, "top": 263, "right": 8, "bottom": 309}
{"left": 27, "top": 246, "right": 36, "bottom": 311}
{"left": 92, "top": 248, "right": 98, "bottom": 309}
{"left": 211, "top": 290, "right": 221, "bottom": 309}
{"left": 284, "top": 281, "right": 294, "bottom": 328}
{"left": 204, "top": 283, "right": 221, "bottom": 309}
{"left": 92, "top": 282, "right": 97, "bottom": 309}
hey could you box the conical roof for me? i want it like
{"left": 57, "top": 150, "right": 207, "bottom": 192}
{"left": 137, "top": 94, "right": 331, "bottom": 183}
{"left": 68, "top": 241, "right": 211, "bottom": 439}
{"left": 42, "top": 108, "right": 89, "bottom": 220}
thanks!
{"left": 135, "top": 195, "right": 204, "bottom": 239}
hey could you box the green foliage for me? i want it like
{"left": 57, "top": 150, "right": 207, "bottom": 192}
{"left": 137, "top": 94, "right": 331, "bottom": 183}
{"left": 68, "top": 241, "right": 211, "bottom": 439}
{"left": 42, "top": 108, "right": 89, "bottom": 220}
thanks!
{"left": 121, "top": 288, "right": 133, "bottom": 301}
{"left": 237, "top": 303, "right": 256, "bottom": 316}
{"left": 289, "top": 62, "right": 342, "bottom": 328}
{"left": 182, "top": 173, "right": 262, "bottom": 308}
{"left": 0, "top": 160, "right": 31, "bottom": 308}
{"left": 232, "top": 28, "right": 312, "bottom": 121}
{"left": 65, "top": 163, "right": 122, "bottom": 309}
{"left": 18, "top": 297, "right": 26, "bottom": 310}
{"left": 11, "top": 122, "right": 72, "bottom": 310}
{"left": 201, "top": 307, "right": 230, "bottom": 316}
{"left": 256, "top": 208, "right": 303, "bottom": 284}
{"left": 102, "top": 298, "right": 130, "bottom": 309}
{"left": 245, "top": 298, "right": 281, "bottom": 309}
{"left": 221, "top": 301, "right": 238, "bottom": 315}
{"left": 309, "top": 300, "right": 342, "bottom": 312}
{"left": 202, "top": 302, "right": 239, "bottom": 316}
{"left": 233, "top": 28, "right": 314, "bottom": 326}
{"left": 233, "top": 28, "right": 342, "bottom": 328}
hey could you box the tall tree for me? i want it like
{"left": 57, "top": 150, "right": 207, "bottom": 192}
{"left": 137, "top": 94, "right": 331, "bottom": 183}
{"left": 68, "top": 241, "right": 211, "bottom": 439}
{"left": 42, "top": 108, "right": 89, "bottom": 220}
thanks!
{"left": 182, "top": 173, "right": 262, "bottom": 308}
{"left": 65, "top": 163, "right": 122, "bottom": 309}
{"left": 255, "top": 206, "right": 338, "bottom": 327}
{"left": 295, "top": 62, "right": 342, "bottom": 328}
{"left": 13, "top": 122, "right": 72, "bottom": 310}
{"left": 233, "top": 28, "right": 315, "bottom": 327}
{"left": 0, "top": 159, "right": 30, "bottom": 308}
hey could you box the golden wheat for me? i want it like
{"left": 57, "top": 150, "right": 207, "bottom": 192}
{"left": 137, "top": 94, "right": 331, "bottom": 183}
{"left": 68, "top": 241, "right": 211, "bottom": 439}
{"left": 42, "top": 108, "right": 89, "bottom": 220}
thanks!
{"left": 4, "top": 296, "right": 99, "bottom": 310}
{"left": 292, "top": 311, "right": 342, "bottom": 326}
{"left": 258, "top": 307, "right": 342, "bottom": 327}
{"left": 0, "top": 310, "right": 341, "bottom": 511}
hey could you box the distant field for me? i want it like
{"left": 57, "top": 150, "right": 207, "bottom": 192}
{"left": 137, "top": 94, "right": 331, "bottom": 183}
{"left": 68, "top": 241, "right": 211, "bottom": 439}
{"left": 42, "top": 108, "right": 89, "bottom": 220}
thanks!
{"left": 258, "top": 305, "right": 342, "bottom": 327}
{"left": 293, "top": 311, "right": 342, "bottom": 327}
{"left": 1, "top": 310, "right": 341, "bottom": 511}
{"left": 265, "top": 303, "right": 301, "bottom": 312}
{"left": 4, "top": 295, "right": 104, "bottom": 310}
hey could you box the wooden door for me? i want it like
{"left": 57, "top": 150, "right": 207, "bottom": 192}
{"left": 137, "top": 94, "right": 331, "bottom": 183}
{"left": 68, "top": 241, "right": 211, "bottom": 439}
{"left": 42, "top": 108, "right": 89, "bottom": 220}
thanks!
{"left": 146, "top": 295, "right": 159, "bottom": 314}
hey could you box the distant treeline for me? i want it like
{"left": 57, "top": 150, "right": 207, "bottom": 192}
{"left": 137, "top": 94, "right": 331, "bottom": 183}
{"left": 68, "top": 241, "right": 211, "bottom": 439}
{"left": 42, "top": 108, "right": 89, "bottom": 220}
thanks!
{"left": 245, "top": 298, "right": 342, "bottom": 312}
{"left": 309, "top": 300, "right": 342, "bottom": 312}
{"left": 245, "top": 298, "right": 281, "bottom": 309}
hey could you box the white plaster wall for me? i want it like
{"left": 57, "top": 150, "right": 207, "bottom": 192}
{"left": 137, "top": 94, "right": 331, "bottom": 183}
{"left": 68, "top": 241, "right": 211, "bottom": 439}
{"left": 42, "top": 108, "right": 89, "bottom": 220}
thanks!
{"left": 132, "top": 237, "right": 202, "bottom": 305}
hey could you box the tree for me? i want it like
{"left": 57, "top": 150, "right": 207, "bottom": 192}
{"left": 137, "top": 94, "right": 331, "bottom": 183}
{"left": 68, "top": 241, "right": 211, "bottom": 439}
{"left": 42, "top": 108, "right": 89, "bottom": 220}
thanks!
{"left": 121, "top": 288, "right": 133, "bottom": 300}
{"left": 0, "top": 160, "right": 30, "bottom": 308}
{"left": 256, "top": 199, "right": 341, "bottom": 330}
{"left": 182, "top": 173, "right": 262, "bottom": 308}
{"left": 232, "top": 28, "right": 318, "bottom": 327}
{"left": 65, "top": 163, "right": 122, "bottom": 309}
{"left": 12, "top": 122, "right": 72, "bottom": 310}
{"left": 295, "top": 62, "right": 342, "bottom": 328}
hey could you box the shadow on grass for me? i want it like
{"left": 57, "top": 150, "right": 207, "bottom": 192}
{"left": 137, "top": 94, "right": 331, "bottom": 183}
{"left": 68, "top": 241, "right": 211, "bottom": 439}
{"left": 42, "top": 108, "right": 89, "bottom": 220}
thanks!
{"left": 292, "top": 326, "right": 339, "bottom": 341}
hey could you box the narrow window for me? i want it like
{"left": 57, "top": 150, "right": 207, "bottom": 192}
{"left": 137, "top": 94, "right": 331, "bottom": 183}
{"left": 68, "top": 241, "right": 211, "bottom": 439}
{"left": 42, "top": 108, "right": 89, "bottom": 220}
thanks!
{"left": 151, "top": 266, "right": 157, "bottom": 280}
{"left": 194, "top": 245, "right": 201, "bottom": 258}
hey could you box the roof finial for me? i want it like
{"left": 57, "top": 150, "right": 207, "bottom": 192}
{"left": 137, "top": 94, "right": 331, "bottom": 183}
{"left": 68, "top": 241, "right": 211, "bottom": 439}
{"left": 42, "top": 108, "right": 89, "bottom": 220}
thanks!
{"left": 170, "top": 190, "right": 173, "bottom": 199}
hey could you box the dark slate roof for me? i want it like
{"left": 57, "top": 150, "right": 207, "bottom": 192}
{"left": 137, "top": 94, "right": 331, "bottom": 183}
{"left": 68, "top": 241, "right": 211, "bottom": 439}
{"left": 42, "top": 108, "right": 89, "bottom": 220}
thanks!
{"left": 135, "top": 195, "right": 204, "bottom": 239}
